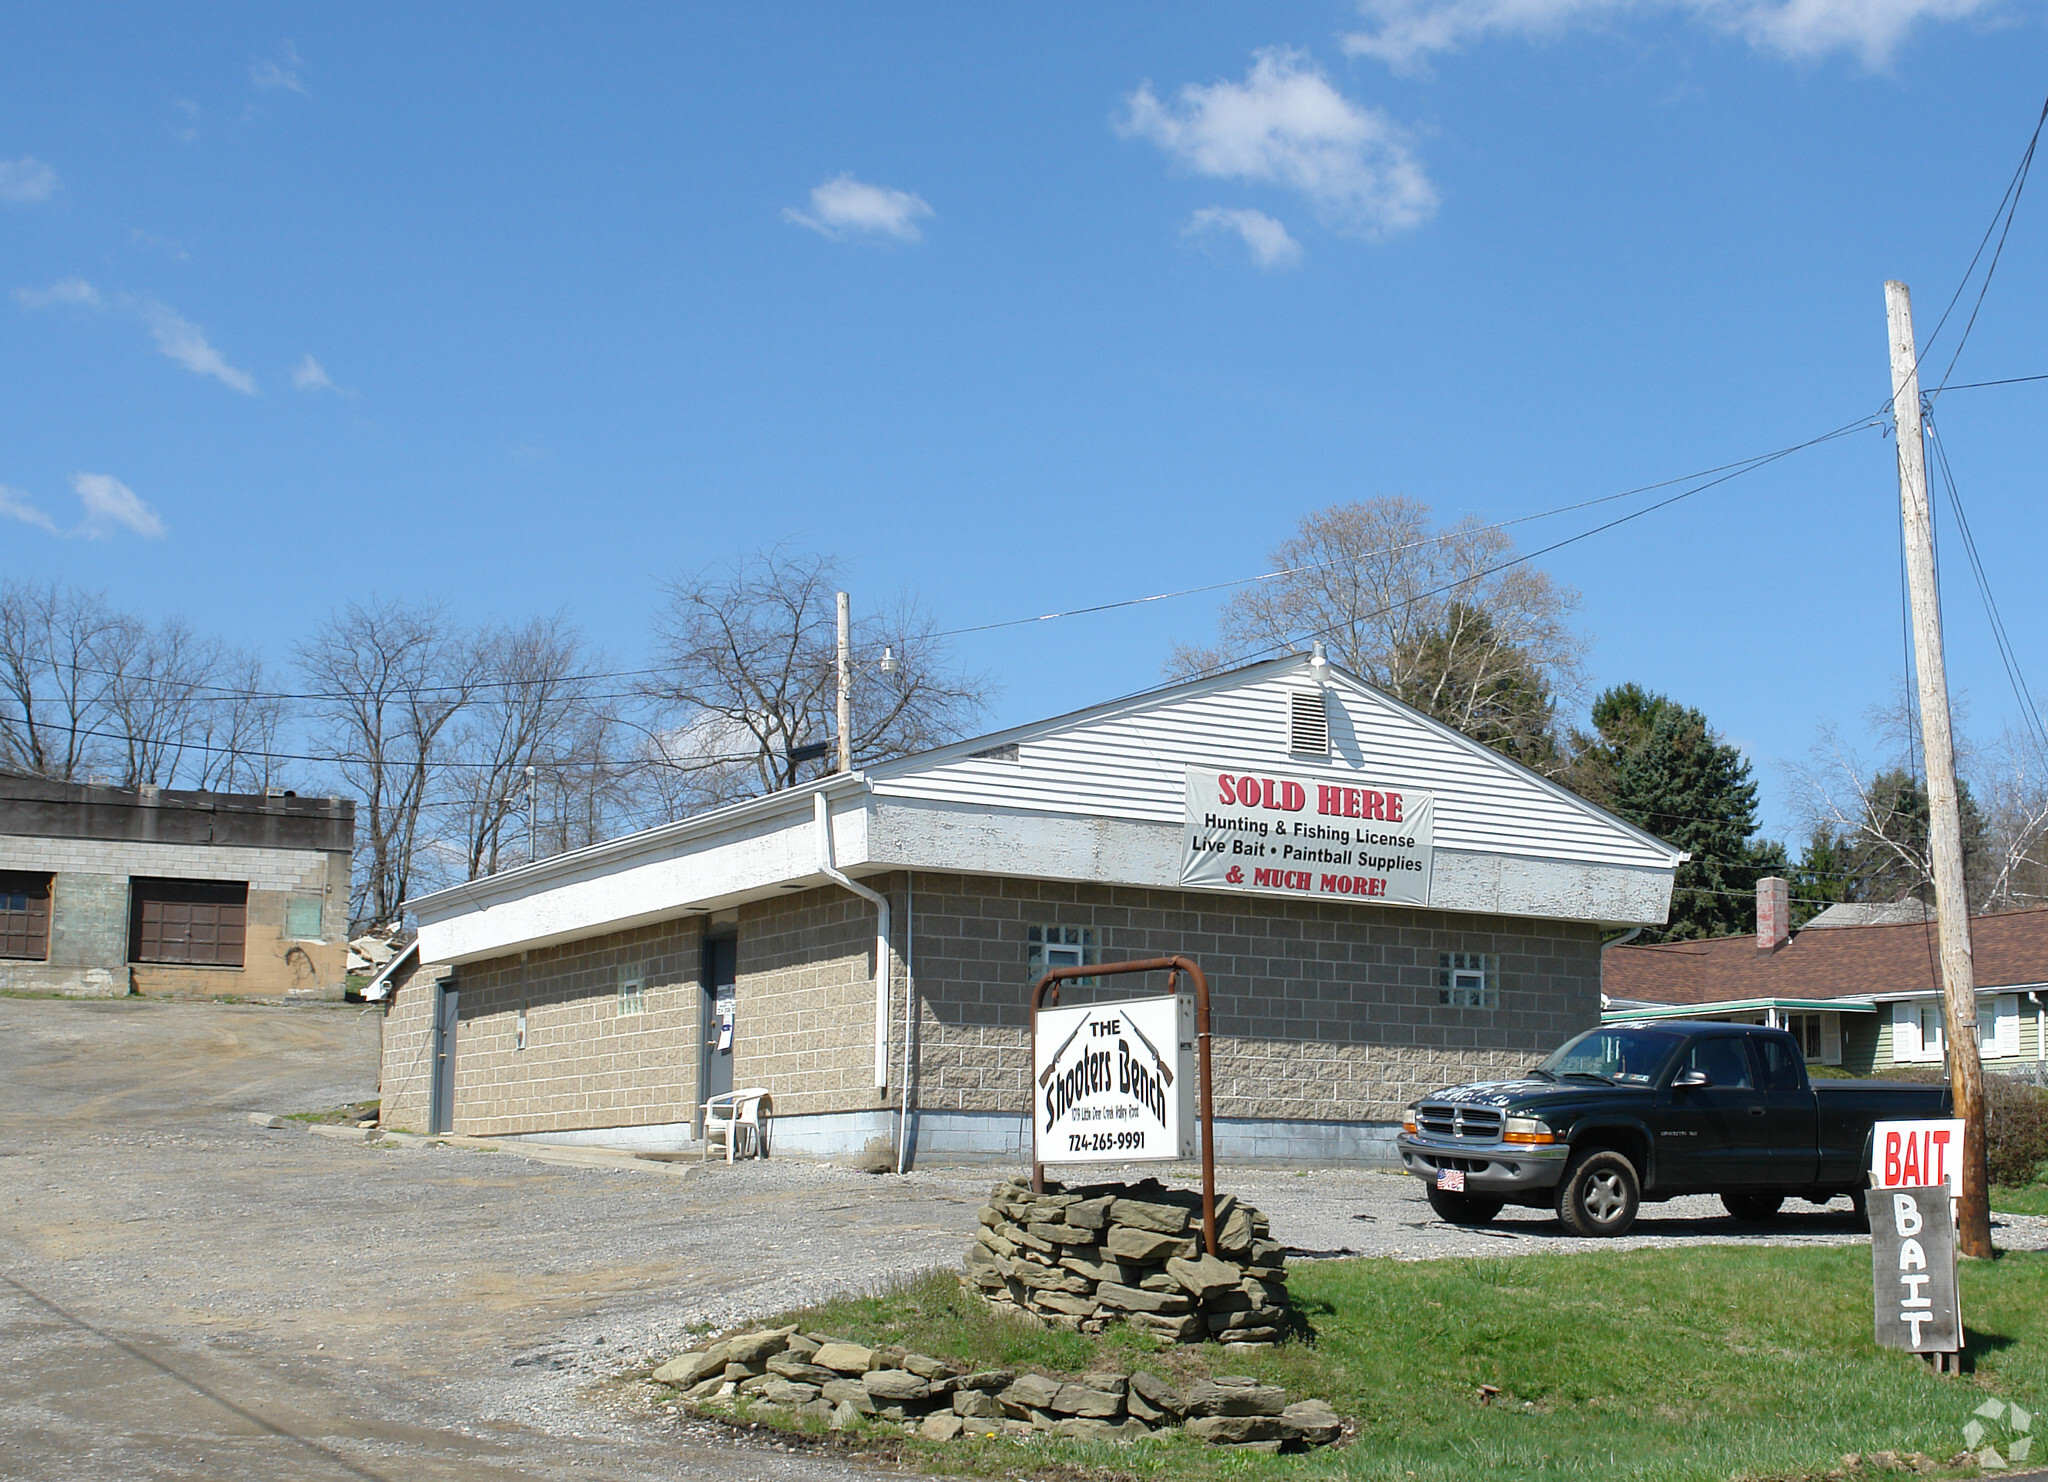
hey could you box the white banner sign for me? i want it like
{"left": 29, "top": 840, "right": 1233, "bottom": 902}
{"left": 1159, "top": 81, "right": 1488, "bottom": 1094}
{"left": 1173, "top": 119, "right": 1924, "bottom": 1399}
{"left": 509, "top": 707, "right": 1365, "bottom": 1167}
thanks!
{"left": 1871, "top": 1119, "right": 1966, "bottom": 1199}
{"left": 1034, "top": 993, "right": 1195, "bottom": 1165}
{"left": 1179, "top": 765, "right": 1433, "bottom": 906}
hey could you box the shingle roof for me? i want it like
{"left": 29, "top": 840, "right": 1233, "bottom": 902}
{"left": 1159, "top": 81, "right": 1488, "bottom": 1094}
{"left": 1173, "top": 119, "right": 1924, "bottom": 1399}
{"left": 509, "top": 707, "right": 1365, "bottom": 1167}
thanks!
{"left": 1603, "top": 906, "right": 2048, "bottom": 1006}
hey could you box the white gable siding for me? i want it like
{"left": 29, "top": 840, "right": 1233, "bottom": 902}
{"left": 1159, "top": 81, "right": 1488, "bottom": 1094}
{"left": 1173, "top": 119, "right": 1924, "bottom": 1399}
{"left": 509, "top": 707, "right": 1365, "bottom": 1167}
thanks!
{"left": 872, "top": 668, "right": 1675, "bottom": 871}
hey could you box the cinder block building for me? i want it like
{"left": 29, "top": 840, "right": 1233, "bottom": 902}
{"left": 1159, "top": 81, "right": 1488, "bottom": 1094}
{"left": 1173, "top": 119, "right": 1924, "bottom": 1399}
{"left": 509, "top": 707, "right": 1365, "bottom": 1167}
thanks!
{"left": 380, "top": 655, "right": 1682, "bottom": 1161}
{"left": 0, "top": 773, "right": 354, "bottom": 999}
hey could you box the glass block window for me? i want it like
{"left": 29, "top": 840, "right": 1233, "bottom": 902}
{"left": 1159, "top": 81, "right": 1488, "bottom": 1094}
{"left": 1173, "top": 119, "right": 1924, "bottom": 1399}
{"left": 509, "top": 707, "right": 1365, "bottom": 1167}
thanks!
{"left": 285, "top": 896, "right": 324, "bottom": 941}
{"left": 1027, "top": 925, "right": 1097, "bottom": 986}
{"left": 1437, "top": 951, "right": 1497, "bottom": 1009}
{"left": 618, "top": 976, "right": 645, "bottom": 1017}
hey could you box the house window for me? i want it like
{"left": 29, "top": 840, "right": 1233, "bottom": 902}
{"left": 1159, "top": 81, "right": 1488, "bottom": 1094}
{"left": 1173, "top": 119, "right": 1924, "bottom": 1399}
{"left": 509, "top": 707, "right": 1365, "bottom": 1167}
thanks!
{"left": 129, "top": 878, "right": 247, "bottom": 967}
{"left": 1289, "top": 690, "right": 1330, "bottom": 757}
{"left": 1438, "top": 951, "right": 1497, "bottom": 1008}
{"left": 1783, "top": 1011, "right": 1843, "bottom": 1065}
{"left": 618, "top": 976, "right": 644, "bottom": 1016}
{"left": 0, "top": 871, "right": 52, "bottom": 961}
{"left": 1028, "top": 925, "right": 1097, "bottom": 986}
{"left": 285, "top": 896, "right": 324, "bottom": 941}
{"left": 1919, "top": 1004, "right": 1945, "bottom": 1058}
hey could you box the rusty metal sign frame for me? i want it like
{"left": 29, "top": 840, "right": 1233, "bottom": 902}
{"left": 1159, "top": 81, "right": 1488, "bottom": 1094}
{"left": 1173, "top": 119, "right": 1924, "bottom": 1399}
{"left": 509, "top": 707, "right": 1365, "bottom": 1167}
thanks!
{"left": 1028, "top": 955, "right": 1217, "bottom": 1257}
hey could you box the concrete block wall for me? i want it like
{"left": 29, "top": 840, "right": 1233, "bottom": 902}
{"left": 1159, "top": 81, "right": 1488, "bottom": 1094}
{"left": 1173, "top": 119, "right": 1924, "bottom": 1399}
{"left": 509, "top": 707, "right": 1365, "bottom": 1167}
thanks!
{"left": 380, "top": 955, "right": 454, "bottom": 1134}
{"left": 905, "top": 872, "right": 1600, "bottom": 1124}
{"left": 733, "top": 885, "right": 896, "bottom": 1119}
{"left": 448, "top": 919, "right": 704, "bottom": 1137}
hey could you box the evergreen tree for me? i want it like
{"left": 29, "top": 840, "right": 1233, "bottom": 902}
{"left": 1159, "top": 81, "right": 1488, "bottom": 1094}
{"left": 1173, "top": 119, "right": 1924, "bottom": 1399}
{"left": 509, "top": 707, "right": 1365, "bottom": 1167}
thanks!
{"left": 1569, "top": 685, "right": 1785, "bottom": 942}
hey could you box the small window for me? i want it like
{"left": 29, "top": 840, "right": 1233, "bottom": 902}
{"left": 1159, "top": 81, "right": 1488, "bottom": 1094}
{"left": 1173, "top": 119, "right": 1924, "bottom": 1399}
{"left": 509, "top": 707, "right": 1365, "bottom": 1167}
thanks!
{"left": 130, "top": 878, "right": 247, "bottom": 967}
{"left": 516, "top": 1005, "right": 529, "bottom": 1051}
{"left": 1289, "top": 690, "right": 1330, "bottom": 757}
{"left": 617, "top": 976, "right": 644, "bottom": 1017}
{"left": 1784, "top": 1011, "right": 1842, "bottom": 1065}
{"left": 0, "top": 871, "right": 52, "bottom": 961}
{"left": 1680, "top": 1035, "right": 1754, "bottom": 1089}
{"left": 1437, "top": 951, "right": 1497, "bottom": 1008}
{"left": 285, "top": 896, "right": 324, "bottom": 941}
{"left": 1028, "top": 925, "right": 1097, "bottom": 986}
{"left": 1919, "top": 1004, "right": 1945, "bottom": 1059}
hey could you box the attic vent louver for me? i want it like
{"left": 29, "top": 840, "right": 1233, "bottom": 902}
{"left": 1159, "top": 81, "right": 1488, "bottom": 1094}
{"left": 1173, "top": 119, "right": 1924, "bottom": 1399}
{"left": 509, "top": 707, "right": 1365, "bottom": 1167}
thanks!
{"left": 1289, "top": 691, "right": 1329, "bottom": 757}
{"left": 968, "top": 741, "right": 1020, "bottom": 762}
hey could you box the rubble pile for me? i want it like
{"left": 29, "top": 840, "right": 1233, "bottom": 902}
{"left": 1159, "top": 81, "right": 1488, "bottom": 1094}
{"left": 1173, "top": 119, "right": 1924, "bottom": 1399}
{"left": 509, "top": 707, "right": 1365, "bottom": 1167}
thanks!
{"left": 961, "top": 1176, "right": 1290, "bottom": 1347}
{"left": 652, "top": 1326, "right": 1341, "bottom": 1451}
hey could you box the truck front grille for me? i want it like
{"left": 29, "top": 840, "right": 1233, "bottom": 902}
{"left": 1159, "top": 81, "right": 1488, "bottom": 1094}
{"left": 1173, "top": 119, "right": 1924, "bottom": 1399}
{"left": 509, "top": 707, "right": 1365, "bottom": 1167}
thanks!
{"left": 1417, "top": 1103, "right": 1504, "bottom": 1141}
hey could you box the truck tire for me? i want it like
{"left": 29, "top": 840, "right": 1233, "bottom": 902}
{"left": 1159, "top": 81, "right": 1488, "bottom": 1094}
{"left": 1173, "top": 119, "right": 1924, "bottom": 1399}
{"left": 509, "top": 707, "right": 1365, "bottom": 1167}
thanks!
{"left": 1555, "top": 1149, "right": 1641, "bottom": 1237}
{"left": 1721, "top": 1193, "right": 1784, "bottom": 1222}
{"left": 1427, "top": 1188, "right": 1506, "bottom": 1225}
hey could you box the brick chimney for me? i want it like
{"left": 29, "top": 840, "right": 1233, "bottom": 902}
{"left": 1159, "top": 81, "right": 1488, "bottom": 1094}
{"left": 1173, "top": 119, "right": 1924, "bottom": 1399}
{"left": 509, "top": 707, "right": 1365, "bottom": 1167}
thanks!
{"left": 1757, "top": 876, "right": 1791, "bottom": 953}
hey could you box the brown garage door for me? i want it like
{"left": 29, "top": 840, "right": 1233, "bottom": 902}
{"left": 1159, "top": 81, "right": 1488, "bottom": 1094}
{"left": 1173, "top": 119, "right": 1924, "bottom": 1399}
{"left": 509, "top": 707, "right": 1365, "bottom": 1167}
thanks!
{"left": 0, "top": 871, "right": 51, "bottom": 960}
{"left": 130, "top": 878, "right": 247, "bottom": 967}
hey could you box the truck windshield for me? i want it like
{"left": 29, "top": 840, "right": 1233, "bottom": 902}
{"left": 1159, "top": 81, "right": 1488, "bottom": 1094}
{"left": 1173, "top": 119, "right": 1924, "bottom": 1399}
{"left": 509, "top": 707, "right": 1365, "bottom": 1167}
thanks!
{"left": 1537, "top": 1027, "right": 1684, "bottom": 1087}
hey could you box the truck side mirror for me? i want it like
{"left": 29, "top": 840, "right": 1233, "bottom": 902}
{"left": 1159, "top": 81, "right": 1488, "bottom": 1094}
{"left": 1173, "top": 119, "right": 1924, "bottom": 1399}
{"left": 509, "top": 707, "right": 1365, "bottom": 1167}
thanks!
{"left": 1673, "top": 1068, "right": 1710, "bottom": 1088}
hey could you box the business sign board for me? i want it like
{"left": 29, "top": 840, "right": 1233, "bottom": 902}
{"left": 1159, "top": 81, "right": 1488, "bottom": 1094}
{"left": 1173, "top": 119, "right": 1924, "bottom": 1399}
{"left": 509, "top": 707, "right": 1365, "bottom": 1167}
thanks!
{"left": 1034, "top": 992, "right": 1195, "bottom": 1165}
{"left": 1867, "top": 1184, "right": 1961, "bottom": 1354}
{"left": 1870, "top": 1119, "right": 1967, "bottom": 1200}
{"left": 1179, "top": 765, "right": 1434, "bottom": 907}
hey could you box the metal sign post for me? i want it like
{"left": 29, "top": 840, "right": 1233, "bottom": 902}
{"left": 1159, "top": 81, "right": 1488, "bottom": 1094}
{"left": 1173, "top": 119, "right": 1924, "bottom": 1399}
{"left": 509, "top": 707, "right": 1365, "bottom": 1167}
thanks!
{"left": 1028, "top": 956, "right": 1218, "bottom": 1257}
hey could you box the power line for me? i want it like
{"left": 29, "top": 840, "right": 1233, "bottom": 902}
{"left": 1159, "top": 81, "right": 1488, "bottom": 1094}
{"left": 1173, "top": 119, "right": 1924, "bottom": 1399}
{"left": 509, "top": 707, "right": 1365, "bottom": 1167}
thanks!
{"left": 1929, "top": 90, "right": 2048, "bottom": 396}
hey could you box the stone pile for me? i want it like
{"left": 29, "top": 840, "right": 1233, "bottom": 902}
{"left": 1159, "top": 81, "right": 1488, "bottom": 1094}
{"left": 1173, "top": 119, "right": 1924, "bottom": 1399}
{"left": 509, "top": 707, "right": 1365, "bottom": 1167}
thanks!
{"left": 651, "top": 1325, "right": 1342, "bottom": 1451}
{"left": 961, "top": 1176, "right": 1290, "bottom": 1347}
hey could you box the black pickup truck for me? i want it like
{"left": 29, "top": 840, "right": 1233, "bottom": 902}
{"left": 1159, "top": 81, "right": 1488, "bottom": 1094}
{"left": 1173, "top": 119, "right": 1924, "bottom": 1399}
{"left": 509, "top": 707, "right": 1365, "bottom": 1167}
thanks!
{"left": 1396, "top": 1020, "right": 1951, "bottom": 1236}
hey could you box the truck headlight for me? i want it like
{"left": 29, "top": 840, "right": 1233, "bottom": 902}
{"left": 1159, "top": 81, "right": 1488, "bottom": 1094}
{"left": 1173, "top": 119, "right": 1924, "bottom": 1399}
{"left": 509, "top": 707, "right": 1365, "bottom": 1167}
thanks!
{"left": 1401, "top": 1104, "right": 1419, "bottom": 1135}
{"left": 1502, "top": 1115, "right": 1556, "bottom": 1145}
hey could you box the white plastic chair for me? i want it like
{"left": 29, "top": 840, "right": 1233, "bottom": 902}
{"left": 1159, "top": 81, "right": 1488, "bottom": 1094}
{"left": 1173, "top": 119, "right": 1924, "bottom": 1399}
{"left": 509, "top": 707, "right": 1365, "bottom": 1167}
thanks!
{"left": 701, "top": 1088, "right": 771, "bottom": 1162}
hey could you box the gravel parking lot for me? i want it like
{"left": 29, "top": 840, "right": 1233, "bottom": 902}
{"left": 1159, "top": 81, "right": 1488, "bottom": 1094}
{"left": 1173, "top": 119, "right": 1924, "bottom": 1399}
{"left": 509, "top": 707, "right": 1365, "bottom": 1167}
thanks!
{"left": 4, "top": 996, "right": 2043, "bottom": 1481}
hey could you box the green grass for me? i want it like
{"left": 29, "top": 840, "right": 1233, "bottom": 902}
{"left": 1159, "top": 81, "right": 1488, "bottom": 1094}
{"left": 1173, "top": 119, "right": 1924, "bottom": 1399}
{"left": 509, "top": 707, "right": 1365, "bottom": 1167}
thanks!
{"left": 286, "top": 1100, "right": 379, "bottom": 1125}
{"left": 728, "top": 1246, "right": 2048, "bottom": 1482}
{"left": 1993, "top": 1183, "right": 2048, "bottom": 1216}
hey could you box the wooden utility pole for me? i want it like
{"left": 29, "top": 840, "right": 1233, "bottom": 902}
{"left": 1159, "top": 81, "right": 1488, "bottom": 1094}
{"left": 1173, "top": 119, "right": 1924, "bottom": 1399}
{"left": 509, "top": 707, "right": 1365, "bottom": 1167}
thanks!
{"left": 835, "top": 590, "right": 853, "bottom": 775}
{"left": 1885, "top": 279, "right": 1993, "bottom": 1259}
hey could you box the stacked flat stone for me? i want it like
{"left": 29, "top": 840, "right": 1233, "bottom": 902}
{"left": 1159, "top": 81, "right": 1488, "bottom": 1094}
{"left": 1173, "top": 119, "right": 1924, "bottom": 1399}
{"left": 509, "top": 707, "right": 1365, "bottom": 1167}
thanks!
{"left": 652, "top": 1327, "right": 1342, "bottom": 1451}
{"left": 961, "top": 1175, "right": 1289, "bottom": 1347}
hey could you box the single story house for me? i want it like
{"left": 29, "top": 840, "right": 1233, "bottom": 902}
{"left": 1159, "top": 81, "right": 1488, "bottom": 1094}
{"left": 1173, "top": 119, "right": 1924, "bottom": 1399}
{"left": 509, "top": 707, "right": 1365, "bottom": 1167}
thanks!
{"left": 0, "top": 772, "right": 355, "bottom": 998}
{"left": 379, "top": 654, "right": 1684, "bottom": 1162}
{"left": 1603, "top": 877, "right": 2048, "bottom": 1077}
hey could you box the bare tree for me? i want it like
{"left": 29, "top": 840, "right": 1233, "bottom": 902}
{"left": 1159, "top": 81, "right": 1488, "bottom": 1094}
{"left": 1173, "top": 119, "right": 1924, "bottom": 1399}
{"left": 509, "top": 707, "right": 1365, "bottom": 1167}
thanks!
{"left": 0, "top": 581, "right": 125, "bottom": 780}
{"left": 1167, "top": 499, "right": 1584, "bottom": 770}
{"left": 641, "top": 550, "right": 992, "bottom": 812}
{"left": 186, "top": 652, "right": 291, "bottom": 795}
{"left": 298, "top": 599, "right": 481, "bottom": 926}
{"left": 448, "top": 615, "right": 618, "bottom": 879}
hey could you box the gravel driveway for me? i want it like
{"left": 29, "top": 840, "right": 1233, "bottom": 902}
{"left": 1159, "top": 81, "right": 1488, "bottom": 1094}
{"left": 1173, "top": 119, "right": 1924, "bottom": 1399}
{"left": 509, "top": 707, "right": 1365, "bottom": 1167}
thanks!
{"left": 4, "top": 996, "right": 2042, "bottom": 1482}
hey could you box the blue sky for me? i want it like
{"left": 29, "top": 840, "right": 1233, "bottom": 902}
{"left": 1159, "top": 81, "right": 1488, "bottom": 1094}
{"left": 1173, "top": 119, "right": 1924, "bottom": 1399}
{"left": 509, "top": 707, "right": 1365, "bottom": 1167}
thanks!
{"left": 3, "top": 3, "right": 2045, "bottom": 842}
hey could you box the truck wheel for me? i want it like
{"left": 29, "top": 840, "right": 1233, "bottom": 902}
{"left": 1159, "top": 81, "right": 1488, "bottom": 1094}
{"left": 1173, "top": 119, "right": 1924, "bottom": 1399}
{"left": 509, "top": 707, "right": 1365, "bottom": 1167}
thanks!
{"left": 1427, "top": 1188, "right": 1506, "bottom": 1225}
{"left": 1556, "top": 1150, "right": 1640, "bottom": 1237}
{"left": 1721, "top": 1193, "right": 1784, "bottom": 1222}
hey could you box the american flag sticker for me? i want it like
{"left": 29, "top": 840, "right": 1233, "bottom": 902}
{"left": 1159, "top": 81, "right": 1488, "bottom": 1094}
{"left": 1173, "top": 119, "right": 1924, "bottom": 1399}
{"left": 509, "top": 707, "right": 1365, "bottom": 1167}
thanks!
{"left": 1437, "top": 1168, "right": 1466, "bottom": 1192}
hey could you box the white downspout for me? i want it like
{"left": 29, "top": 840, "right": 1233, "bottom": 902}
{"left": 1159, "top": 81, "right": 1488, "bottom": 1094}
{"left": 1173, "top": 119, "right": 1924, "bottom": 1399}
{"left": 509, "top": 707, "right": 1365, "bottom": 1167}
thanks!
{"left": 814, "top": 792, "right": 891, "bottom": 1094}
{"left": 896, "top": 872, "right": 915, "bottom": 1175}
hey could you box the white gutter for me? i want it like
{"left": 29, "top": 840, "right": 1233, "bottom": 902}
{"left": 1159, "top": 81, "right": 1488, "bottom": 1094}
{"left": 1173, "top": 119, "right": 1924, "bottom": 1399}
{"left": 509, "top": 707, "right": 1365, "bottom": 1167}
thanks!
{"left": 814, "top": 792, "right": 891, "bottom": 1093}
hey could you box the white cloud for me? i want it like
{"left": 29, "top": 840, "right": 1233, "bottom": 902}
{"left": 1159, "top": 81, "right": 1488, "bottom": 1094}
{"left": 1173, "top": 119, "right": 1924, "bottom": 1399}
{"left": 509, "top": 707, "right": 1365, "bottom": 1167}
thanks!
{"left": 1341, "top": 0, "right": 1999, "bottom": 71}
{"left": 0, "top": 486, "right": 60, "bottom": 533}
{"left": 250, "top": 41, "right": 308, "bottom": 95}
{"left": 16, "top": 280, "right": 259, "bottom": 394}
{"left": 14, "top": 276, "right": 102, "bottom": 309}
{"left": 1187, "top": 206, "right": 1305, "bottom": 267}
{"left": 1120, "top": 49, "right": 1437, "bottom": 240}
{"left": 292, "top": 353, "right": 335, "bottom": 391}
{"left": 139, "top": 301, "right": 257, "bottom": 394}
{"left": 73, "top": 474, "right": 166, "bottom": 540}
{"left": 783, "top": 175, "right": 934, "bottom": 242}
{"left": 0, "top": 475, "right": 166, "bottom": 540}
{"left": 0, "top": 156, "right": 58, "bottom": 205}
